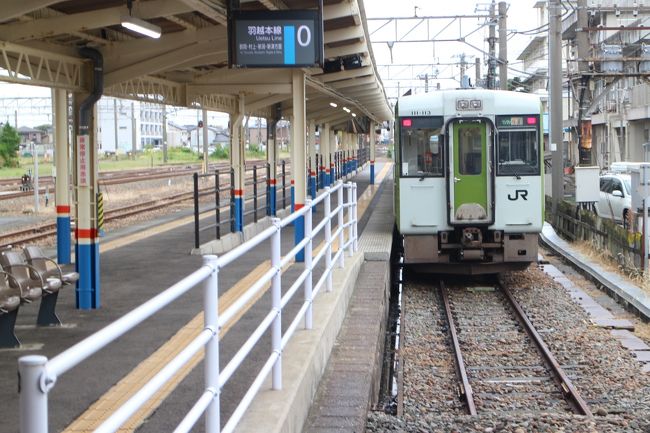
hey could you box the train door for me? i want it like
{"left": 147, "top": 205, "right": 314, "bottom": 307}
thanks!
{"left": 449, "top": 120, "right": 492, "bottom": 224}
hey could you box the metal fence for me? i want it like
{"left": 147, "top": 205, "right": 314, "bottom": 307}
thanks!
{"left": 549, "top": 198, "right": 644, "bottom": 272}
{"left": 193, "top": 152, "right": 369, "bottom": 249}
{"left": 19, "top": 180, "right": 358, "bottom": 433}
{"left": 193, "top": 161, "right": 292, "bottom": 249}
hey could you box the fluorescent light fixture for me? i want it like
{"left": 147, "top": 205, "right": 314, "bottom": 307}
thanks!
{"left": 121, "top": 15, "right": 161, "bottom": 38}
{"left": 329, "top": 102, "right": 338, "bottom": 108}
{"left": 351, "top": 113, "right": 357, "bottom": 117}
{"left": 342, "top": 106, "right": 351, "bottom": 113}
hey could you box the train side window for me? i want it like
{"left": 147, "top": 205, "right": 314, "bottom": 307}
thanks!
{"left": 497, "top": 129, "right": 539, "bottom": 176}
{"left": 400, "top": 124, "right": 444, "bottom": 177}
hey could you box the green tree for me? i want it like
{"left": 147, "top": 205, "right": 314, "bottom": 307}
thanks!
{"left": 0, "top": 123, "right": 20, "bottom": 167}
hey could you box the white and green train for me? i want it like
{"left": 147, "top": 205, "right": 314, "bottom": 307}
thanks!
{"left": 394, "top": 89, "right": 544, "bottom": 274}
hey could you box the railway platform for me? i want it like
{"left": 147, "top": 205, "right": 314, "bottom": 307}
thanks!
{"left": 1, "top": 159, "right": 396, "bottom": 433}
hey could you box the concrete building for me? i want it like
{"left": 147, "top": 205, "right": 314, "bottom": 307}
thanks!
{"left": 96, "top": 97, "right": 165, "bottom": 154}
{"left": 563, "top": 1, "right": 650, "bottom": 168}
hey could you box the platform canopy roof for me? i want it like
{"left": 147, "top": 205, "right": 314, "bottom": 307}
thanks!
{"left": 0, "top": 0, "right": 392, "bottom": 131}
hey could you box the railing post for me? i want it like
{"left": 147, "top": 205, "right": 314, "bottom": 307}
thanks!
{"left": 353, "top": 183, "right": 358, "bottom": 252}
{"left": 337, "top": 183, "right": 345, "bottom": 268}
{"left": 194, "top": 172, "right": 200, "bottom": 249}
{"left": 271, "top": 218, "right": 282, "bottom": 390}
{"left": 253, "top": 165, "right": 258, "bottom": 223}
{"left": 19, "top": 355, "right": 49, "bottom": 433}
{"left": 324, "top": 186, "right": 333, "bottom": 292}
{"left": 347, "top": 182, "right": 354, "bottom": 257}
{"left": 304, "top": 199, "right": 313, "bottom": 329}
{"left": 203, "top": 255, "right": 220, "bottom": 432}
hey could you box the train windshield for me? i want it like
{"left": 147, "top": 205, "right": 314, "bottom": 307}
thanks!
{"left": 399, "top": 116, "right": 444, "bottom": 177}
{"left": 496, "top": 129, "right": 539, "bottom": 176}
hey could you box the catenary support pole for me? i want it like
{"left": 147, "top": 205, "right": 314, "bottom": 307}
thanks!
{"left": 498, "top": 1, "right": 508, "bottom": 90}
{"left": 550, "top": 0, "right": 564, "bottom": 216}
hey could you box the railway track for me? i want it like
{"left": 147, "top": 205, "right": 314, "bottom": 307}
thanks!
{"left": 440, "top": 280, "right": 592, "bottom": 417}
{"left": 0, "top": 160, "right": 272, "bottom": 201}
{"left": 0, "top": 189, "right": 207, "bottom": 248}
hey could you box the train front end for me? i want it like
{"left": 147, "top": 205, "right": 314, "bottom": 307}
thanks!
{"left": 395, "top": 89, "right": 543, "bottom": 274}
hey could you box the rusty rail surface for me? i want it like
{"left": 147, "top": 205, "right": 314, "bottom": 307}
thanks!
{"left": 439, "top": 280, "right": 477, "bottom": 416}
{"left": 500, "top": 284, "right": 593, "bottom": 417}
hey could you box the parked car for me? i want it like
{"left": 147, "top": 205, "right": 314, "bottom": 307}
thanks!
{"left": 595, "top": 173, "right": 632, "bottom": 226}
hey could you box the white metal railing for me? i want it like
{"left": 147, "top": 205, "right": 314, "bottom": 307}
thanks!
{"left": 18, "top": 181, "right": 359, "bottom": 433}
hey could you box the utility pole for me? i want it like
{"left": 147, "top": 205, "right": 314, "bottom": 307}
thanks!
{"left": 131, "top": 102, "right": 137, "bottom": 159}
{"left": 487, "top": 0, "right": 497, "bottom": 89}
{"left": 498, "top": 1, "right": 508, "bottom": 90}
{"left": 459, "top": 54, "right": 468, "bottom": 87}
{"left": 162, "top": 104, "right": 168, "bottom": 163}
{"left": 475, "top": 57, "right": 481, "bottom": 87}
{"left": 550, "top": 0, "right": 564, "bottom": 215}
{"left": 576, "top": 0, "right": 592, "bottom": 165}
{"left": 417, "top": 73, "right": 429, "bottom": 92}
{"left": 113, "top": 99, "right": 118, "bottom": 153}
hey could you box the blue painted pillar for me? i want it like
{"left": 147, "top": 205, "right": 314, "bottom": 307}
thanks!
{"left": 269, "top": 180, "right": 277, "bottom": 215}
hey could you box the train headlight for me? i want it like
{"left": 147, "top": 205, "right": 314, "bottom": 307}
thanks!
{"left": 456, "top": 99, "right": 470, "bottom": 110}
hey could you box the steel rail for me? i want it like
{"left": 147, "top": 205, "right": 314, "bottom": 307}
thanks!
{"left": 500, "top": 284, "right": 594, "bottom": 418}
{"left": 439, "top": 280, "right": 477, "bottom": 416}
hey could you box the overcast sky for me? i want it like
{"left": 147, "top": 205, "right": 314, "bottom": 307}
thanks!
{"left": 365, "top": 0, "right": 542, "bottom": 98}
{"left": 0, "top": 0, "right": 543, "bottom": 126}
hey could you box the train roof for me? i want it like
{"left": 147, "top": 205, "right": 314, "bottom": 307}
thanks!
{"left": 397, "top": 89, "right": 541, "bottom": 117}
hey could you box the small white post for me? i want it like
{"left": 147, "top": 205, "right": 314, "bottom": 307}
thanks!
{"left": 203, "top": 255, "right": 220, "bottom": 432}
{"left": 337, "top": 184, "right": 345, "bottom": 268}
{"left": 19, "top": 355, "right": 49, "bottom": 433}
{"left": 304, "top": 199, "right": 313, "bottom": 329}
{"left": 324, "top": 187, "right": 332, "bottom": 291}
{"left": 271, "top": 218, "right": 283, "bottom": 389}
{"left": 352, "top": 183, "right": 358, "bottom": 252}
{"left": 347, "top": 183, "right": 354, "bottom": 257}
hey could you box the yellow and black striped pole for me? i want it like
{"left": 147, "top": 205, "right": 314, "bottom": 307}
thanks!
{"left": 96, "top": 191, "right": 105, "bottom": 236}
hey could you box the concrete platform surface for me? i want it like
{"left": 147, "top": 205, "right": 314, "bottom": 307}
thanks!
{"left": 0, "top": 160, "right": 395, "bottom": 433}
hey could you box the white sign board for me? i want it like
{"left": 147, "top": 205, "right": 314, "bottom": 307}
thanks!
{"left": 575, "top": 166, "right": 600, "bottom": 202}
{"left": 630, "top": 163, "right": 650, "bottom": 210}
{"left": 77, "top": 134, "right": 89, "bottom": 187}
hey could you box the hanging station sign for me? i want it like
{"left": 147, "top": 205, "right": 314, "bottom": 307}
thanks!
{"left": 228, "top": 10, "right": 323, "bottom": 68}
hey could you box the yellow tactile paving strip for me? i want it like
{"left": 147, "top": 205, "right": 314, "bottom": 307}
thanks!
{"left": 64, "top": 161, "right": 393, "bottom": 433}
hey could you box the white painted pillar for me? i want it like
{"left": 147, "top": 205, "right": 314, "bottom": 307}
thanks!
{"left": 230, "top": 97, "right": 245, "bottom": 231}
{"left": 292, "top": 70, "right": 307, "bottom": 261}
{"left": 321, "top": 123, "right": 331, "bottom": 186}
{"left": 202, "top": 108, "right": 209, "bottom": 174}
{"left": 267, "top": 118, "right": 278, "bottom": 215}
{"left": 370, "top": 121, "right": 377, "bottom": 184}
{"left": 308, "top": 120, "right": 316, "bottom": 197}
{"left": 54, "top": 88, "right": 71, "bottom": 264}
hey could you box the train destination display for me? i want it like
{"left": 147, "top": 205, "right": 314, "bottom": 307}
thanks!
{"left": 229, "top": 10, "right": 323, "bottom": 68}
